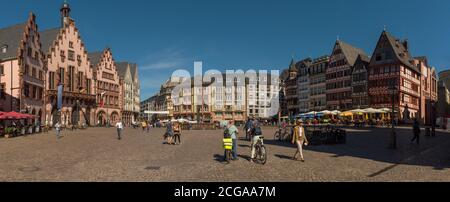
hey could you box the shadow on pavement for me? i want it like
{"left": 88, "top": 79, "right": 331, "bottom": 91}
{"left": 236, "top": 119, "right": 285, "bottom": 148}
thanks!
{"left": 275, "top": 154, "right": 294, "bottom": 160}
{"left": 237, "top": 154, "right": 251, "bottom": 161}
{"left": 264, "top": 127, "right": 450, "bottom": 170}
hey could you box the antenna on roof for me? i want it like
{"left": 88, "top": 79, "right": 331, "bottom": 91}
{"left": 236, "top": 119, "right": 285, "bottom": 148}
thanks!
{"left": 383, "top": 25, "right": 387, "bottom": 31}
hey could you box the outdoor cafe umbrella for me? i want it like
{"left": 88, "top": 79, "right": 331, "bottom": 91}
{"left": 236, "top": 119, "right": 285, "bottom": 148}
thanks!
{"left": 0, "top": 112, "right": 34, "bottom": 120}
{"left": 340, "top": 111, "right": 354, "bottom": 117}
{"left": 320, "top": 110, "right": 332, "bottom": 115}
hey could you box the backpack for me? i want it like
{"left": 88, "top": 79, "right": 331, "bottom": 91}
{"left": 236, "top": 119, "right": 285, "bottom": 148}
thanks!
{"left": 254, "top": 125, "right": 262, "bottom": 136}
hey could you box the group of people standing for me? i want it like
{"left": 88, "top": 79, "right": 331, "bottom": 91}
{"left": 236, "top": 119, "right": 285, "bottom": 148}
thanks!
{"left": 223, "top": 117, "right": 309, "bottom": 163}
{"left": 164, "top": 120, "right": 182, "bottom": 145}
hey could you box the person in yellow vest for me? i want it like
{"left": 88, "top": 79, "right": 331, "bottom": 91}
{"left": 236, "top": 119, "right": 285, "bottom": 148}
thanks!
{"left": 292, "top": 119, "right": 309, "bottom": 162}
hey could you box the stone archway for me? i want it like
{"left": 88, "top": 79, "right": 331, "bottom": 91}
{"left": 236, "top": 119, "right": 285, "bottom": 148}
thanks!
{"left": 97, "top": 110, "right": 107, "bottom": 126}
{"left": 110, "top": 111, "right": 120, "bottom": 125}
{"left": 38, "top": 109, "right": 42, "bottom": 124}
{"left": 51, "top": 108, "right": 59, "bottom": 126}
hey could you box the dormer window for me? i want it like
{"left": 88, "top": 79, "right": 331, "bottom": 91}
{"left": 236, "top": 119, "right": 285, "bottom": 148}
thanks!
{"left": 1, "top": 45, "right": 7, "bottom": 53}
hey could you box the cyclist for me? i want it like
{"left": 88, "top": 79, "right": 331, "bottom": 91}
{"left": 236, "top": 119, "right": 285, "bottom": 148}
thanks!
{"left": 250, "top": 119, "right": 263, "bottom": 162}
{"left": 244, "top": 117, "right": 254, "bottom": 140}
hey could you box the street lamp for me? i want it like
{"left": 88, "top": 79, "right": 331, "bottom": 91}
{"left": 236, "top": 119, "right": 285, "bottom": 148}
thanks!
{"left": 389, "top": 81, "right": 397, "bottom": 149}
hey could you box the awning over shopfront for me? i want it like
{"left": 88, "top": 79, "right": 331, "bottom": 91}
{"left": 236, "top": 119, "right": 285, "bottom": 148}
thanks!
{"left": 0, "top": 112, "right": 35, "bottom": 120}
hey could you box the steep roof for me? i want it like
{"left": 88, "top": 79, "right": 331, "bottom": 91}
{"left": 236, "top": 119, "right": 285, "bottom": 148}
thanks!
{"left": 288, "top": 58, "right": 297, "bottom": 72}
{"left": 39, "top": 28, "right": 60, "bottom": 54}
{"left": 382, "top": 31, "right": 419, "bottom": 73}
{"left": 337, "top": 40, "right": 368, "bottom": 66}
{"left": 88, "top": 51, "right": 103, "bottom": 68}
{"left": 116, "top": 62, "right": 130, "bottom": 79}
{"left": 129, "top": 63, "right": 138, "bottom": 82}
{"left": 0, "top": 23, "right": 26, "bottom": 60}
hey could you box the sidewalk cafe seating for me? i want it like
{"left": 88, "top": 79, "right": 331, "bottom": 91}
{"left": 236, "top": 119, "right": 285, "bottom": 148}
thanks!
{"left": 305, "top": 125, "right": 347, "bottom": 145}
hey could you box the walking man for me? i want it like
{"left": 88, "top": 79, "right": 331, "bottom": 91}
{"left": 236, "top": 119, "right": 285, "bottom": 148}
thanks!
{"left": 55, "top": 121, "right": 62, "bottom": 139}
{"left": 244, "top": 118, "right": 253, "bottom": 140}
{"left": 292, "top": 119, "right": 308, "bottom": 162}
{"left": 227, "top": 120, "right": 239, "bottom": 160}
{"left": 116, "top": 120, "right": 124, "bottom": 140}
{"left": 411, "top": 118, "right": 421, "bottom": 144}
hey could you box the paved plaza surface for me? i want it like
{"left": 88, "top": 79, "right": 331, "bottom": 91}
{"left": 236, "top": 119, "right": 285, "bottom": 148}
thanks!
{"left": 0, "top": 126, "right": 449, "bottom": 182}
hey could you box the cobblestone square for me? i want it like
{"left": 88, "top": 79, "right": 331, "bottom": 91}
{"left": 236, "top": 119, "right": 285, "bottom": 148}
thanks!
{"left": 0, "top": 126, "right": 449, "bottom": 182}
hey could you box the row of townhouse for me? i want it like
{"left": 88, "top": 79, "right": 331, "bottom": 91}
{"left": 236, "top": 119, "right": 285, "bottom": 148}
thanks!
{"left": 281, "top": 30, "right": 440, "bottom": 125}
{"left": 0, "top": 2, "right": 140, "bottom": 127}
{"left": 142, "top": 71, "right": 281, "bottom": 124}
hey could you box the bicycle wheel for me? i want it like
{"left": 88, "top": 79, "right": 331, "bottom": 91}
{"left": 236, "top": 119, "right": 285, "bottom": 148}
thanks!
{"left": 257, "top": 145, "right": 267, "bottom": 165}
{"left": 273, "top": 131, "right": 280, "bottom": 141}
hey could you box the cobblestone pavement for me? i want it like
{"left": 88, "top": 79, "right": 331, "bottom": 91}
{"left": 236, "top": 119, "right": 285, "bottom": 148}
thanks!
{"left": 0, "top": 126, "right": 449, "bottom": 182}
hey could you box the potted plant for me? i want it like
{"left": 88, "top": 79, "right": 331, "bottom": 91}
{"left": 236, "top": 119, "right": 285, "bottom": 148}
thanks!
{"left": 4, "top": 127, "right": 16, "bottom": 138}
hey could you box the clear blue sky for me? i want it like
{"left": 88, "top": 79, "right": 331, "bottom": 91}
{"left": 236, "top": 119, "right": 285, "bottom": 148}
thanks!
{"left": 1, "top": 0, "right": 449, "bottom": 99}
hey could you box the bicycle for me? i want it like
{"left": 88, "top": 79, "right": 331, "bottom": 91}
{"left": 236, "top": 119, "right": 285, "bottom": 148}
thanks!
{"left": 253, "top": 136, "right": 267, "bottom": 165}
{"left": 273, "top": 127, "right": 283, "bottom": 141}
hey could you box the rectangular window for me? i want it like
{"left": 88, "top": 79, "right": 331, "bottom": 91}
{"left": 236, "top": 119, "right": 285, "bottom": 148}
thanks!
{"left": 49, "top": 72, "right": 55, "bottom": 90}
{"left": 0, "top": 65, "right": 4, "bottom": 75}
{"left": 69, "top": 66, "right": 75, "bottom": 91}
{"left": 68, "top": 50, "right": 75, "bottom": 61}
{"left": 59, "top": 67, "right": 65, "bottom": 84}
{"left": 0, "top": 83, "right": 5, "bottom": 99}
{"left": 86, "top": 79, "right": 91, "bottom": 94}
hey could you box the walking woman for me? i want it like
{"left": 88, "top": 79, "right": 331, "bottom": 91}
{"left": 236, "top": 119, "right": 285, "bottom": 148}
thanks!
{"left": 292, "top": 119, "right": 309, "bottom": 162}
{"left": 173, "top": 122, "right": 182, "bottom": 145}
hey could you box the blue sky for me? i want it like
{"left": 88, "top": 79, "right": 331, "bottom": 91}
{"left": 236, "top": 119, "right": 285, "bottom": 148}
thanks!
{"left": 1, "top": 0, "right": 449, "bottom": 99}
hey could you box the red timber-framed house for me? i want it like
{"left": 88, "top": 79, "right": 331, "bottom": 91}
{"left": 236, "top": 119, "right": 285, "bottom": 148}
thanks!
{"left": 41, "top": 2, "right": 96, "bottom": 126}
{"left": 0, "top": 13, "right": 46, "bottom": 122}
{"left": 351, "top": 54, "right": 371, "bottom": 109}
{"left": 326, "top": 40, "right": 368, "bottom": 111}
{"left": 368, "top": 31, "right": 422, "bottom": 122}
{"left": 89, "top": 49, "right": 122, "bottom": 126}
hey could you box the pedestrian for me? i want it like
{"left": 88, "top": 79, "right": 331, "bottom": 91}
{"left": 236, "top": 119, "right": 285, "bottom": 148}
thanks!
{"left": 411, "top": 118, "right": 421, "bottom": 144}
{"left": 244, "top": 117, "right": 254, "bottom": 141}
{"left": 250, "top": 118, "right": 263, "bottom": 162}
{"left": 173, "top": 122, "right": 182, "bottom": 145}
{"left": 55, "top": 121, "right": 62, "bottom": 139}
{"left": 165, "top": 120, "right": 174, "bottom": 145}
{"left": 227, "top": 120, "right": 239, "bottom": 160}
{"left": 292, "top": 119, "right": 309, "bottom": 162}
{"left": 116, "top": 120, "right": 124, "bottom": 140}
{"left": 142, "top": 121, "right": 147, "bottom": 132}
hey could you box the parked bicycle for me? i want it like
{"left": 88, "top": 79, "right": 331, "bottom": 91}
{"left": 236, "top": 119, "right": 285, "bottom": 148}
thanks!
{"left": 273, "top": 126, "right": 293, "bottom": 142}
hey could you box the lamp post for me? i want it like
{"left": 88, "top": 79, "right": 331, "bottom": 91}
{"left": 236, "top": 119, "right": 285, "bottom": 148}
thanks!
{"left": 389, "top": 81, "right": 397, "bottom": 149}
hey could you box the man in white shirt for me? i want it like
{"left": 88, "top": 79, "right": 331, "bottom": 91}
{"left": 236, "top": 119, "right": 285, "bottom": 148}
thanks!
{"left": 116, "top": 120, "right": 124, "bottom": 140}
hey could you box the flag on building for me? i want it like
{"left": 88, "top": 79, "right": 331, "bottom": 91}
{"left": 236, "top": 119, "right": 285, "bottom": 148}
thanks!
{"left": 100, "top": 92, "right": 106, "bottom": 107}
{"left": 57, "top": 84, "right": 63, "bottom": 110}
